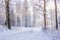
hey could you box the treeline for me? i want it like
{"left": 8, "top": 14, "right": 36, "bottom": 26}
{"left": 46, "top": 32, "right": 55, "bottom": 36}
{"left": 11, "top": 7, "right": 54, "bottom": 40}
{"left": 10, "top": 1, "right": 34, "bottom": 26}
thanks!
{"left": 1, "top": 0, "right": 59, "bottom": 30}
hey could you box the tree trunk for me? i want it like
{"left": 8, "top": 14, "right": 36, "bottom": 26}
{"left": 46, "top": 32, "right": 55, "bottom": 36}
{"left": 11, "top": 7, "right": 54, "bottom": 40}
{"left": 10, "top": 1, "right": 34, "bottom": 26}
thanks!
{"left": 5, "top": 0, "right": 11, "bottom": 29}
{"left": 55, "top": 0, "right": 58, "bottom": 30}
{"left": 44, "top": 0, "right": 46, "bottom": 29}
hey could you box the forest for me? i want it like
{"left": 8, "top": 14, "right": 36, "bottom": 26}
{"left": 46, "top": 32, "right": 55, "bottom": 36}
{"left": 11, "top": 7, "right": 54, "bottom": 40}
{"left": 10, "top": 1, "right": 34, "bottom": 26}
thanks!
{"left": 0, "top": 0, "right": 59, "bottom": 30}
{"left": 0, "top": 0, "right": 60, "bottom": 40}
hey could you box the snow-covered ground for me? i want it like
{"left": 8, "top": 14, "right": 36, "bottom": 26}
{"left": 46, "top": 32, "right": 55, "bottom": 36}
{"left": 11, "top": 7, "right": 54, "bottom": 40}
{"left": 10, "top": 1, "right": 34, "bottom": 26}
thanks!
{"left": 0, "top": 25, "right": 60, "bottom": 40}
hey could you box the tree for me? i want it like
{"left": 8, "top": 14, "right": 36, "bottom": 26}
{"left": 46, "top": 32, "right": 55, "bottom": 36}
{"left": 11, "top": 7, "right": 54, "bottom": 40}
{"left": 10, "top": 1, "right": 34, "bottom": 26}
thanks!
{"left": 5, "top": 0, "right": 11, "bottom": 29}
{"left": 44, "top": 0, "right": 46, "bottom": 29}
{"left": 24, "top": 0, "right": 33, "bottom": 27}
{"left": 54, "top": 0, "right": 58, "bottom": 30}
{"left": 24, "top": 0, "right": 28, "bottom": 27}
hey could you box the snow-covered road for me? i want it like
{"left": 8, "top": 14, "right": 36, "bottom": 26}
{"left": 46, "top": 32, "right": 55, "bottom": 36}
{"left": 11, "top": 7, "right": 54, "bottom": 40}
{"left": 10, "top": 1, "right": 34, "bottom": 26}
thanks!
{"left": 0, "top": 26, "right": 60, "bottom": 40}
{"left": 0, "top": 31, "right": 51, "bottom": 40}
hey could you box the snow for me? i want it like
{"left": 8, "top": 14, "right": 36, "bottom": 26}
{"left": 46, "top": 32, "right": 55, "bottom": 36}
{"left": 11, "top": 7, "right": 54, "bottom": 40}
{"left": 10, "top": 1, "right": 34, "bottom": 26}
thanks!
{"left": 0, "top": 25, "right": 60, "bottom": 40}
{"left": 0, "top": 0, "right": 60, "bottom": 40}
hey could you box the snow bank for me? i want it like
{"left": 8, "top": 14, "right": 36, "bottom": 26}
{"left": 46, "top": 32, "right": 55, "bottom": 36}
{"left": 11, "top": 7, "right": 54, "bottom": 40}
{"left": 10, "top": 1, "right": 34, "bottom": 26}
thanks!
{"left": 0, "top": 25, "right": 43, "bottom": 33}
{"left": 0, "top": 25, "right": 9, "bottom": 32}
{"left": 11, "top": 27, "right": 43, "bottom": 33}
